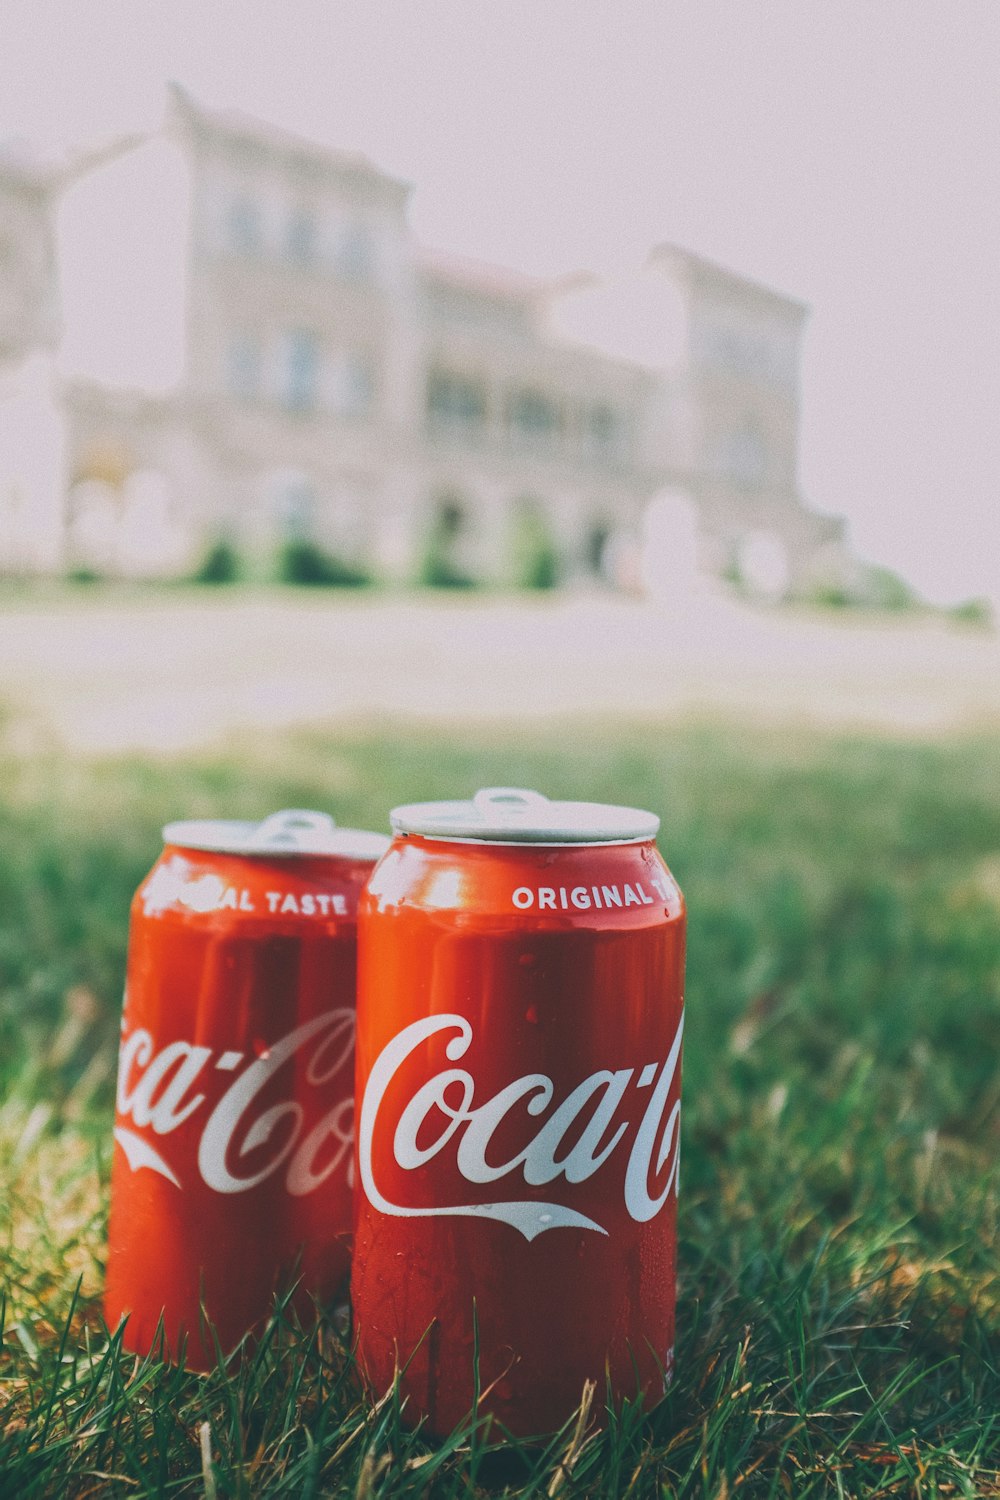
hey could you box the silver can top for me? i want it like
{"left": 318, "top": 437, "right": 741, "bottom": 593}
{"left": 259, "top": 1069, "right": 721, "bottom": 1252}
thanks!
{"left": 162, "top": 808, "right": 390, "bottom": 861}
{"left": 390, "top": 787, "right": 660, "bottom": 845}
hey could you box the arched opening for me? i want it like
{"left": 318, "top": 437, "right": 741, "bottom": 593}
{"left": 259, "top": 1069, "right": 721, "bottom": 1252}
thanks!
{"left": 118, "top": 469, "right": 188, "bottom": 577}
{"left": 584, "top": 517, "right": 612, "bottom": 578}
{"left": 66, "top": 440, "right": 132, "bottom": 577}
{"left": 641, "top": 489, "right": 701, "bottom": 602}
{"left": 417, "top": 490, "right": 477, "bottom": 588}
{"left": 67, "top": 458, "right": 189, "bottom": 579}
{"left": 66, "top": 479, "right": 119, "bottom": 577}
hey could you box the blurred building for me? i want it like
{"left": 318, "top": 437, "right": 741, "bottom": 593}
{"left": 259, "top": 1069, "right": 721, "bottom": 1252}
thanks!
{"left": 4, "top": 88, "right": 848, "bottom": 590}
{"left": 0, "top": 148, "right": 65, "bottom": 571}
{"left": 547, "top": 245, "right": 847, "bottom": 593}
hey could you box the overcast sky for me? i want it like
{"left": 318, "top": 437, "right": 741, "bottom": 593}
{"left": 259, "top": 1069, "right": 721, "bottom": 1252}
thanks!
{"left": 2, "top": 1, "right": 997, "bottom": 603}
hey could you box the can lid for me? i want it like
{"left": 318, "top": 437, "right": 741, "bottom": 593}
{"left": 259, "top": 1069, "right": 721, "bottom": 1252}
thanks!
{"left": 390, "top": 787, "right": 660, "bottom": 844}
{"left": 162, "top": 808, "right": 390, "bottom": 860}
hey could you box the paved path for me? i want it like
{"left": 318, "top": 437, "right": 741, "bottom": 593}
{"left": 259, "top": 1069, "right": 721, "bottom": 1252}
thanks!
{"left": 0, "top": 587, "right": 997, "bottom": 752}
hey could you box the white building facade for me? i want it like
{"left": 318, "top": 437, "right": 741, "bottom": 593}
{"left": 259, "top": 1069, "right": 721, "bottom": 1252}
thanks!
{"left": 3, "top": 89, "right": 848, "bottom": 591}
{"left": 0, "top": 151, "right": 65, "bottom": 572}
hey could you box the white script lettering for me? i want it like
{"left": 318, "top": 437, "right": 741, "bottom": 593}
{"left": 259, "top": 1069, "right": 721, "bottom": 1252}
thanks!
{"left": 358, "top": 1010, "right": 683, "bottom": 1242}
{"left": 113, "top": 1010, "right": 355, "bottom": 1196}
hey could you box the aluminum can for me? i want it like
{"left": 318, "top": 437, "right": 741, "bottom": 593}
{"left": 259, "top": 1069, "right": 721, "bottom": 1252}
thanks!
{"left": 353, "top": 787, "right": 686, "bottom": 1436}
{"left": 106, "top": 809, "right": 389, "bottom": 1369}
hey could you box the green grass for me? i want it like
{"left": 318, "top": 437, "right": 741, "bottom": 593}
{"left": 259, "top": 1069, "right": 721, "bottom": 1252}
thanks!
{"left": 1, "top": 717, "right": 998, "bottom": 1496}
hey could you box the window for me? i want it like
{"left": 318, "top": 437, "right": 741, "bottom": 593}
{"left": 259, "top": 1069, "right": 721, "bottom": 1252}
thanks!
{"left": 227, "top": 332, "right": 262, "bottom": 401}
{"left": 587, "top": 403, "right": 619, "bottom": 455}
{"left": 507, "top": 388, "right": 560, "bottom": 443}
{"left": 338, "top": 225, "right": 374, "bottom": 282}
{"left": 338, "top": 352, "right": 376, "bottom": 417}
{"left": 283, "top": 329, "right": 321, "bottom": 414}
{"left": 286, "top": 209, "right": 318, "bottom": 267}
{"left": 698, "top": 323, "right": 795, "bottom": 390}
{"left": 713, "top": 420, "right": 768, "bottom": 489}
{"left": 279, "top": 477, "right": 315, "bottom": 539}
{"left": 266, "top": 472, "right": 317, "bottom": 540}
{"left": 227, "top": 195, "right": 262, "bottom": 256}
{"left": 426, "top": 370, "right": 488, "bottom": 431}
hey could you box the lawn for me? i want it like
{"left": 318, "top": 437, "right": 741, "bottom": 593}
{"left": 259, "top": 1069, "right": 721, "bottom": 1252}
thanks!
{"left": 1, "top": 716, "right": 998, "bottom": 1496}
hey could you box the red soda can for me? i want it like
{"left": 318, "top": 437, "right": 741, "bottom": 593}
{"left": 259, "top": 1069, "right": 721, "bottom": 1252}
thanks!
{"left": 353, "top": 788, "right": 686, "bottom": 1436}
{"left": 106, "top": 809, "right": 389, "bottom": 1369}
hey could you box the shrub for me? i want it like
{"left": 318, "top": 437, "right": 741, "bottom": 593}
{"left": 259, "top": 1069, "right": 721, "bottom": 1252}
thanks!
{"left": 417, "top": 554, "right": 478, "bottom": 588}
{"left": 802, "top": 566, "right": 919, "bottom": 614}
{"left": 948, "top": 596, "right": 993, "bottom": 629}
{"left": 192, "top": 540, "right": 241, "bottom": 585}
{"left": 278, "top": 539, "right": 371, "bottom": 588}
{"left": 809, "top": 583, "right": 852, "bottom": 609}
{"left": 720, "top": 556, "right": 744, "bottom": 592}
{"left": 864, "top": 564, "right": 918, "bottom": 612}
{"left": 522, "top": 546, "right": 558, "bottom": 590}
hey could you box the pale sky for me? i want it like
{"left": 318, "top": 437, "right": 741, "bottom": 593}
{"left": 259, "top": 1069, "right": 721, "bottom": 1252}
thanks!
{"left": 2, "top": 1, "right": 998, "bottom": 603}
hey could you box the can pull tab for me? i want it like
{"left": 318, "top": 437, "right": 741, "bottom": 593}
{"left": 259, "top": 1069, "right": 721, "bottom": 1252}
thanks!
{"left": 473, "top": 788, "right": 551, "bottom": 823}
{"left": 249, "top": 809, "right": 337, "bottom": 852}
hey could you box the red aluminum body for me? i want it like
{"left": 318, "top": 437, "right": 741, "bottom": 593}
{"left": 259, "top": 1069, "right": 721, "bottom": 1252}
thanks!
{"left": 106, "top": 816, "right": 386, "bottom": 1369}
{"left": 353, "top": 823, "right": 685, "bottom": 1436}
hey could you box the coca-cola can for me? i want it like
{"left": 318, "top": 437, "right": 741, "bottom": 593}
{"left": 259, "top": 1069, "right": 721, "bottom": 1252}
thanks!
{"left": 353, "top": 787, "right": 686, "bottom": 1436}
{"left": 106, "top": 809, "right": 389, "bottom": 1369}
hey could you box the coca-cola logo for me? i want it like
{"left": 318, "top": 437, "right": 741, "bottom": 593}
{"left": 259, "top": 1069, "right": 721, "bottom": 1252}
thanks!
{"left": 113, "top": 1010, "right": 355, "bottom": 1195}
{"left": 358, "top": 1011, "right": 683, "bottom": 1242}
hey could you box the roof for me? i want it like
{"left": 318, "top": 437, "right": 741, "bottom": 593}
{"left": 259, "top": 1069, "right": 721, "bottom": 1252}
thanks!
{"left": 167, "top": 84, "right": 411, "bottom": 204}
{"left": 649, "top": 241, "right": 810, "bottom": 318}
{"left": 415, "top": 246, "right": 551, "bottom": 305}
